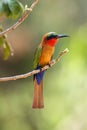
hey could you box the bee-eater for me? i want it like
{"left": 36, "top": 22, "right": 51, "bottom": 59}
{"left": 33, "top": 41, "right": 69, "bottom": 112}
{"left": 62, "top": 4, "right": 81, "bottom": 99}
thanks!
{"left": 32, "top": 32, "right": 69, "bottom": 109}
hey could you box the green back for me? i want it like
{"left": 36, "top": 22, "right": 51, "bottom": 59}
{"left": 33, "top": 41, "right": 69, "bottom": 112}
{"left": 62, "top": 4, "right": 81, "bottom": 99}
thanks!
{"left": 33, "top": 45, "right": 42, "bottom": 69}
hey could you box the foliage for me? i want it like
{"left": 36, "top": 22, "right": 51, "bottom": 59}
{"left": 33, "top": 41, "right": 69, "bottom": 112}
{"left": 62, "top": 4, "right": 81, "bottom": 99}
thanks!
{"left": 0, "top": 0, "right": 24, "bottom": 60}
{"left": 0, "top": 26, "right": 13, "bottom": 60}
{"left": 0, "top": 0, "right": 24, "bottom": 19}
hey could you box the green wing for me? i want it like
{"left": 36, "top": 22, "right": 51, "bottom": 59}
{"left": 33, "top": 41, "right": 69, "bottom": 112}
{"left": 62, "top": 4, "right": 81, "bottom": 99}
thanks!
{"left": 33, "top": 45, "right": 42, "bottom": 69}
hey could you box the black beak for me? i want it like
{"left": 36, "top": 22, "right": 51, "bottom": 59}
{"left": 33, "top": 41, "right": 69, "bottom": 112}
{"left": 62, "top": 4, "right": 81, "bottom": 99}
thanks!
{"left": 57, "top": 34, "right": 70, "bottom": 38}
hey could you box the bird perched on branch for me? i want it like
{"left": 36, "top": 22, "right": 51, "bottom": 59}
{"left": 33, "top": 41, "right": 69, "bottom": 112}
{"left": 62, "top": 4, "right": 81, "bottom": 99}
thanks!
{"left": 32, "top": 32, "right": 69, "bottom": 109}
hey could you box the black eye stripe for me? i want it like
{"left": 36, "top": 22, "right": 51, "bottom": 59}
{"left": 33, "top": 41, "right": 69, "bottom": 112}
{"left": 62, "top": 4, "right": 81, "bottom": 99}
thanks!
{"left": 47, "top": 34, "right": 58, "bottom": 40}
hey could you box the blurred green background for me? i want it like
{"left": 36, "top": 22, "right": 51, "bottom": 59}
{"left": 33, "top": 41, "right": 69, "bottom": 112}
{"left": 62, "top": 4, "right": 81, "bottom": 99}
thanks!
{"left": 0, "top": 0, "right": 87, "bottom": 130}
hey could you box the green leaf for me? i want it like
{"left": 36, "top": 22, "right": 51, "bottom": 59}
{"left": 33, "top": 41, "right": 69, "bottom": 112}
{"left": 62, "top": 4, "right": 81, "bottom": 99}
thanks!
{"left": 3, "top": 41, "right": 13, "bottom": 60}
{"left": 0, "top": 1, "right": 4, "bottom": 16}
{"left": 0, "top": 25, "right": 14, "bottom": 60}
{"left": 0, "top": 37, "right": 5, "bottom": 47}
{"left": 0, "top": 0, "right": 24, "bottom": 19}
{"left": 3, "top": 2, "right": 12, "bottom": 18}
{"left": 8, "top": 0, "right": 24, "bottom": 19}
{"left": 0, "top": 26, "right": 6, "bottom": 47}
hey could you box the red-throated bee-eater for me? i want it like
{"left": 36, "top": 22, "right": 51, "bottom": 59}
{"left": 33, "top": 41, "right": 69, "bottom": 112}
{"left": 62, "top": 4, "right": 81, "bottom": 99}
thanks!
{"left": 32, "top": 32, "right": 69, "bottom": 109}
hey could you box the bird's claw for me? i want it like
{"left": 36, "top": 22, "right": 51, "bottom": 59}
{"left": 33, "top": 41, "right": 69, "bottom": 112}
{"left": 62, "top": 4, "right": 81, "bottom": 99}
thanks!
{"left": 40, "top": 68, "right": 43, "bottom": 72}
{"left": 48, "top": 63, "right": 51, "bottom": 67}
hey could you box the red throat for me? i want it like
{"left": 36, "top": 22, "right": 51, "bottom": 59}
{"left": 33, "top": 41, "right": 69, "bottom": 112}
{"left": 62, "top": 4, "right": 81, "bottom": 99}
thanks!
{"left": 47, "top": 39, "right": 58, "bottom": 47}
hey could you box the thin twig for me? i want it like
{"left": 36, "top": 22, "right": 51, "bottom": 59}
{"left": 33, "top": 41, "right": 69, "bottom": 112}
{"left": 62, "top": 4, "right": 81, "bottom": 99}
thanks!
{"left": 0, "top": 0, "right": 39, "bottom": 37}
{"left": 0, "top": 48, "right": 69, "bottom": 82}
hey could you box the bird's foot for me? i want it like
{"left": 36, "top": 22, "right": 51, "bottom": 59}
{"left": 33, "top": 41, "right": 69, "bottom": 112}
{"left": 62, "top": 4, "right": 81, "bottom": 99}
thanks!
{"left": 40, "top": 68, "right": 43, "bottom": 72}
{"left": 47, "top": 63, "right": 51, "bottom": 67}
{"left": 47, "top": 62, "right": 53, "bottom": 67}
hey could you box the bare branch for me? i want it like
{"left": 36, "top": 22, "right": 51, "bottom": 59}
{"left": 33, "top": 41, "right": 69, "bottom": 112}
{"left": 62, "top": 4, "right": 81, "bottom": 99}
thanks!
{"left": 0, "top": 48, "right": 69, "bottom": 82}
{"left": 0, "top": 0, "right": 39, "bottom": 37}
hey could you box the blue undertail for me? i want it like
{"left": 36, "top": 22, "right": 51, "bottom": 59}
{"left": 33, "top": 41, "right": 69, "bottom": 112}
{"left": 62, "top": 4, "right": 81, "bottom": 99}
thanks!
{"left": 35, "top": 66, "right": 45, "bottom": 85}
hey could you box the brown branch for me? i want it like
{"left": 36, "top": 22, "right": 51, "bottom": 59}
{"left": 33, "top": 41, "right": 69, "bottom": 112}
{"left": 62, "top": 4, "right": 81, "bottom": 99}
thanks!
{"left": 0, "top": 48, "right": 69, "bottom": 82}
{"left": 0, "top": 0, "right": 39, "bottom": 37}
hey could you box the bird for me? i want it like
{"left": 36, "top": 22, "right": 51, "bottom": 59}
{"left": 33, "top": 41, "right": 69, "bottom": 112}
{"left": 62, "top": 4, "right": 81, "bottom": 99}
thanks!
{"left": 32, "top": 32, "right": 69, "bottom": 109}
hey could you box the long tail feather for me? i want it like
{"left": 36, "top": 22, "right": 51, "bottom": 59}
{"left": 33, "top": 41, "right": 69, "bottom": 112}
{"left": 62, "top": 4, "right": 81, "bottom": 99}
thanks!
{"left": 32, "top": 77, "right": 44, "bottom": 109}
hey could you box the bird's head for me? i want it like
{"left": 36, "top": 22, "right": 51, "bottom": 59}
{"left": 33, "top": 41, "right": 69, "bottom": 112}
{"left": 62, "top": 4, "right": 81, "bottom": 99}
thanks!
{"left": 42, "top": 32, "right": 69, "bottom": 47}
